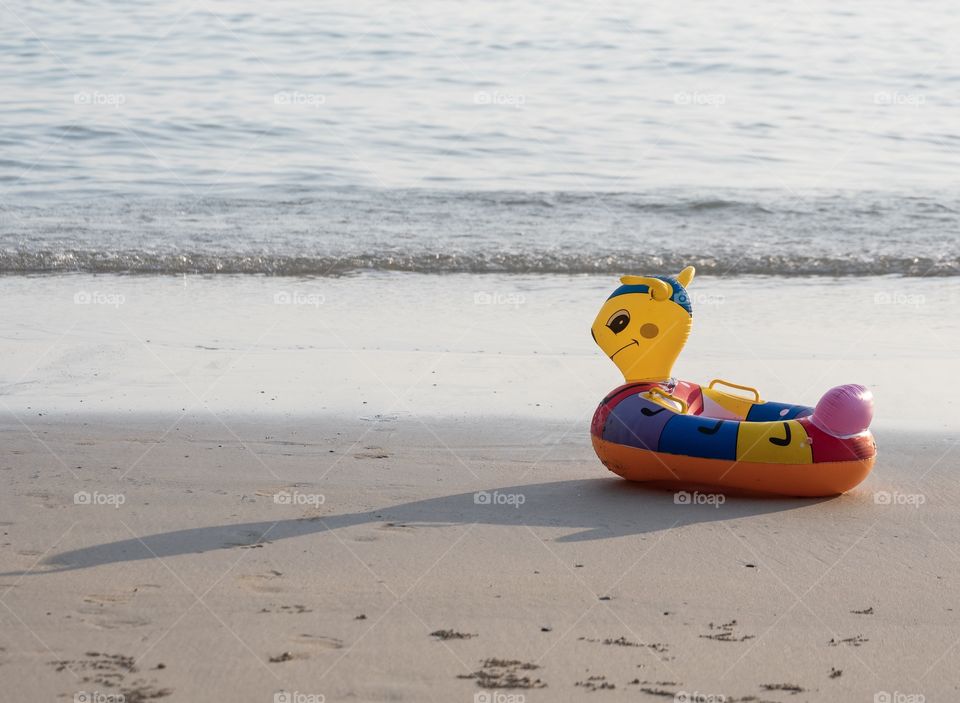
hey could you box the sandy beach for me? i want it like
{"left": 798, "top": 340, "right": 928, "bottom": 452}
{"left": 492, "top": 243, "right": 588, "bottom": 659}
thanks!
{"left": 4, "top": 0, "right": 960, "bottom": 699}
{"left": 1, "top": 273, "right": 958, "bottom": 702}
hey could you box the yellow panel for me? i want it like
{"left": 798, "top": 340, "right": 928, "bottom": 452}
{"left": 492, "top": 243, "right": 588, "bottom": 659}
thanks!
{"left": 702, "top": 387, "right": 755, "bottom": 420}
{"left": 736, "top": 420, "right": 812, "bottom": 464}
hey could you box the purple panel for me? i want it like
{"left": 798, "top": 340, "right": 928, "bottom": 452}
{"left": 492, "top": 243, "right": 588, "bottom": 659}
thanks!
{"left": 602, "top": 393, "right": 675, "bottom": 450}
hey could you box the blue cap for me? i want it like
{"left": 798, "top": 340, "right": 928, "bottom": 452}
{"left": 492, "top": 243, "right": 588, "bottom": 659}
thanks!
{"left": 607, "top": 275, "right": 692, "bottom": 315}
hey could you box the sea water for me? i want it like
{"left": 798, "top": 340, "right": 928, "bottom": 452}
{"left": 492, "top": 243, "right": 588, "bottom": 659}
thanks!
{"left": 1, "top": 0, "right": 958, "bottom": 277}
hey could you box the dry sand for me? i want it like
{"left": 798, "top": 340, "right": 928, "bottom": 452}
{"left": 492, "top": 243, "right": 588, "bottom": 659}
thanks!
{"left": 1, "top": 415, "right": 957, "bottom": 702}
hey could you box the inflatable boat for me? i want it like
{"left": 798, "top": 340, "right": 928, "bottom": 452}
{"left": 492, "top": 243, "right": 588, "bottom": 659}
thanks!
{"left": 589, "top": 267, "right": 876, "bottom": 497}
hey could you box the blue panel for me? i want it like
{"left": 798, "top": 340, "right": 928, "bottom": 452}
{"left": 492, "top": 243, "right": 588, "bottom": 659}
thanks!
{"left": 745, "top": 401, "right": 814, "bottom": 422}
{"left": 603, "top": 393, "right": 675, "bottom": 450}
{"left": 658, "top": 415, "right": 739, "bottom": 460}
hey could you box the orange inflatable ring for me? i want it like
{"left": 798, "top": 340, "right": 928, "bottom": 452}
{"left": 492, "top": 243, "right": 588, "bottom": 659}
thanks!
{"left": 589, "top": 267, "right": 877, "bottom": 497}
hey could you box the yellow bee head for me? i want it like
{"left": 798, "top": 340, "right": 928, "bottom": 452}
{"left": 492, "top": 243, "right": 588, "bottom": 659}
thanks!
{"left": 591, "top": 266, "right": 696, "bottom": 382}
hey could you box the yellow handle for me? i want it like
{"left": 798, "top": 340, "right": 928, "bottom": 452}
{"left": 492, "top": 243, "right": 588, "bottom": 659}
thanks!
{"left": 708, "top": 378, "right": 761, "bottom": 403}
{"left": 647, "top": 387, "right": 689, "bottom": 414}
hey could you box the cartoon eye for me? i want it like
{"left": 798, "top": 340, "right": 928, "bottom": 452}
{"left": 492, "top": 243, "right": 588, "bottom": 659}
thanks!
{"left": 606, "top": 309, "right": 630, "bottom": 334}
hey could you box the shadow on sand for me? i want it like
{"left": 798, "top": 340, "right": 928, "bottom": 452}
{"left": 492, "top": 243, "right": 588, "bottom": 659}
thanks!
{"left": 12, "top": 479, "right": 831, "bottom": 575}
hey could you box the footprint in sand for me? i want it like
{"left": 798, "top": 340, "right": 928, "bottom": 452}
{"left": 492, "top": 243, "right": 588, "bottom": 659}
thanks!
{"left": 84, "top": 614, "right": 153, "bottom": 630}
{"left": 77, "top": 591, "right": 152, "bottom": 629}
{"left": 224, "top": 529, "right": 273, "bottom": 549}
{"left": 353, "top": 447, "right": 390, "bottom": 459}
{"left": 24, "top": 490, "right": 59, "bottom": 509}
{"left": 267, "top": 635, "right": 343, "bottom": 663}
{"left": 83, "top": 592, "right": 135, "bottom": 605}
{"left": 255, "top": 487, "right": 285, "bottom": 498}
{"left": 353, "top": 522, "right": 416, "bottom": 542}
{"left": 290, "top": 633, "right": 343, "bottom": 650}
{"left": 239, "top": 572, "right": 286, "bottom": 594}
{"left": 254, "top": 486, "right": 320, "bottom": 503}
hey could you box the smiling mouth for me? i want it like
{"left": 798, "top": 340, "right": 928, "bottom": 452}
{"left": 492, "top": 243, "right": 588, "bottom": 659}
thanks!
{"left": 610, "top": 339, "right": 639, "bottom": 359}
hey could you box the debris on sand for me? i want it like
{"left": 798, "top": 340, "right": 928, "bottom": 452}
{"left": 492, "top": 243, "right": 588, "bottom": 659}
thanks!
{"left": 578, "top": 636, "right": 669, "bottom": 653}
{"left": 630, "top": 680, "right": 681, "bottom": 686}
{"left": 48, "top": 653, "right": 171, "bottom": 701}
{"left": 575, "top": 675, "right": 615, "bottom": 691}
{"left": 51, "top": 652, "right": 137, "bottom": 684}
{"left": 458, "top": 659, "right": 546, "bottom": 689}
{"left": 828, "top": 635, "right": 868, "bottom": 647}
{"left": 761, "top": 682, "right": 805, "bottom": 694}
{"left": 430, "top": 629, "right": 476, "bottom": 640}
{"left": 699, "top": 620, "right": 755, "bottom": 642}
{"left": 120, "top": 684, "right": 173, "bottom": 702}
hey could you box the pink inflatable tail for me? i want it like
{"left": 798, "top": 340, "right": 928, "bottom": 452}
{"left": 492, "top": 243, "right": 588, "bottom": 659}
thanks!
{"left": 810, "top": 384, "right": 874, "bottom": 437}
